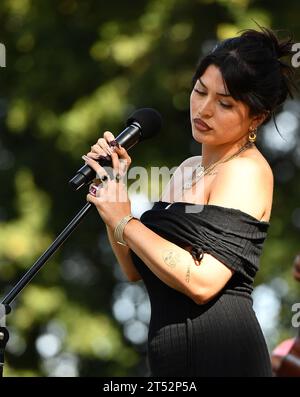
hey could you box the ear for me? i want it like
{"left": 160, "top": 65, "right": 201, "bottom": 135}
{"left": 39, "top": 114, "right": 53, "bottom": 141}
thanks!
{"left": 250, "top": 111, "right": 270, "bottom": 129}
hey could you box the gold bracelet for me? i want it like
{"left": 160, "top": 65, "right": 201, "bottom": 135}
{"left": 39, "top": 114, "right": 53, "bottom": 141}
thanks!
{"left": 114, "top": 214, "right": 136, "bottom": 246}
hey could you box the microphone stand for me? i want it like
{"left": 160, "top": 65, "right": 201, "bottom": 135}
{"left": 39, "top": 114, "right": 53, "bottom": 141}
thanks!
{"left": 0, "top": 202, "right": 93, "bottom": 377}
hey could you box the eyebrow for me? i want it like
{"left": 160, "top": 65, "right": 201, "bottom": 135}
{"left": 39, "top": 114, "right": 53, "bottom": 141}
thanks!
{"left": 198, "top": 78, "right": 232, "bottom": 97}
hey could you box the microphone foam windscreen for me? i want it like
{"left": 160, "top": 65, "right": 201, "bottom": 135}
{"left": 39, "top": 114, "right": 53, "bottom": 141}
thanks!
{"left": 126, "top": 108, "right": 162, "bottom": 139}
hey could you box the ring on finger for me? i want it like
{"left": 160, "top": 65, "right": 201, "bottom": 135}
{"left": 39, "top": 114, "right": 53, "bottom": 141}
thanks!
{"left": 89, "top": 183, "right": 99, "bottom": 197}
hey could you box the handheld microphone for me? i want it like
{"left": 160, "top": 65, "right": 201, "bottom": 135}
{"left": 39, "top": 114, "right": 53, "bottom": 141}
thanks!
{"left": 69, "top": 108, "right": 162, "bottom": 191}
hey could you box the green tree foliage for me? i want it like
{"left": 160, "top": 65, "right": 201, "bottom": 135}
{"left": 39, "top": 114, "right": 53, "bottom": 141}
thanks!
{"left": 0, "top": 0, "right": 299, "bottom": 376}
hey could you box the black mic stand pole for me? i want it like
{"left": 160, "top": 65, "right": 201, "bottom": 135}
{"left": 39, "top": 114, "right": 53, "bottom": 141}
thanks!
{"left": 0, "top": 201, "right": 93, "bottom": 377}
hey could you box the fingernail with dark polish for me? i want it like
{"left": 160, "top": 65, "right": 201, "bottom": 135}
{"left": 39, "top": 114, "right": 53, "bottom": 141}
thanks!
{"left": 109, "top": 140, "right": 120, "bottom": 148}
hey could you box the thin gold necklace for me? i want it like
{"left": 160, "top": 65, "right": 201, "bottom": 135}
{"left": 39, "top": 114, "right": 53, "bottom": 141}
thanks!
{"left": 182, "top": 141, "right": 254, "bottom": 191}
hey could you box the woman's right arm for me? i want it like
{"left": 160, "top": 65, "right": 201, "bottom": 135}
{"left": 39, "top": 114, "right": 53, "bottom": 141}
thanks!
{"left": 105, "top": 224, "right": 142, "bottom": 282}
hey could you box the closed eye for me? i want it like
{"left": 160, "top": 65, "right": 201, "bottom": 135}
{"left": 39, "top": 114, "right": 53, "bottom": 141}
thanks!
{"left": 194, "top": 88, "right": 205, "bottom": 96}
{"left": 193, "top": 89, "right": 233, "bottom": 109}
{"left": 220, "top": 102, "right": 232, "bottom": 109}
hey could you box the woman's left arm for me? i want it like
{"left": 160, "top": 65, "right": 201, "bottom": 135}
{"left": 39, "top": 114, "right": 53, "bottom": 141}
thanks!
{"left": 122, "top": 219, "right": 233, "bottom": 304}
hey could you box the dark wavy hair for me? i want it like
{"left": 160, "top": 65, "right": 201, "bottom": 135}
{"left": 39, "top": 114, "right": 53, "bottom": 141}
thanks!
{"left": 192, "top": 24, "right": 298, "bottom": 138}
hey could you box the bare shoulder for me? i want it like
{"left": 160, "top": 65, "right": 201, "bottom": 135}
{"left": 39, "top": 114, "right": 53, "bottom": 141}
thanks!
{"left": 230, "top": 152, "right": 274, "bottom": 185}
{"left": 208, "top": 154, "right": 274, "bottom": 222}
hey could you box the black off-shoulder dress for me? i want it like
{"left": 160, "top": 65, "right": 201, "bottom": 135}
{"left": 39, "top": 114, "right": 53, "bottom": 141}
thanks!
{"left": 129, "top": 201, "right": 273, "bottom": 377}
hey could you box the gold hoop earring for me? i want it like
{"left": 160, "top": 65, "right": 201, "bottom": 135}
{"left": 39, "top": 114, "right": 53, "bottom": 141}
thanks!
{"left": 248, "top": 127, "right": 257, "bottom": 143}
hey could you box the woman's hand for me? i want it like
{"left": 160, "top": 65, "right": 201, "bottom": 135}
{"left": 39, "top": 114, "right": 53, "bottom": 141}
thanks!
{"left": 82, "top": 131, "right": 132, "bottom": 230}
{"left": 85, "top": 130, "right": 132, "bottom": 172}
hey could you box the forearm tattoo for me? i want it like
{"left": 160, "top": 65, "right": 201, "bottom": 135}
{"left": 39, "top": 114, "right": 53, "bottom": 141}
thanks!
{"left": 162, "top": 249, "right": 182, "bottom": 268}
{"left": 161, "top": 249, "right": 191, "bottom": 284}
{"left": 185, "top": 263, "right": 191, "bottom": 283}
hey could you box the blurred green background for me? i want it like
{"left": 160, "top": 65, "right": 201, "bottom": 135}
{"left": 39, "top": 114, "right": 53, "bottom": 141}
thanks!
{"left": 0, "top": 0, "right": 299, "bottom": 377}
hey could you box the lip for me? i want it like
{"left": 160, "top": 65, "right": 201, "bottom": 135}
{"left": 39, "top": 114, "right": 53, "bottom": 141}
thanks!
{"left": 193, "top": 118, "right": 212, "bottom": 131}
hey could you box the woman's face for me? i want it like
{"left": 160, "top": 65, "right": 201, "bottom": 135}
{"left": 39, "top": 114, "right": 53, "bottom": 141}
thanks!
{"left": 190, "top": 64, "right": 255, "bottom": 146}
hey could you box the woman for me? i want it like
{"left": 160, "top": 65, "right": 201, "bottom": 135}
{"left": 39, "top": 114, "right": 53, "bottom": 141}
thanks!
{"left": 82, "top": 26, "right": 296, "bottom": 376}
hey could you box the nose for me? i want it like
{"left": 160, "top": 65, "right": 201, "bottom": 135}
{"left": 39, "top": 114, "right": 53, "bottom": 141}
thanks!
{"left": 197, "top": 97, "right": 213, "bottom": 118}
